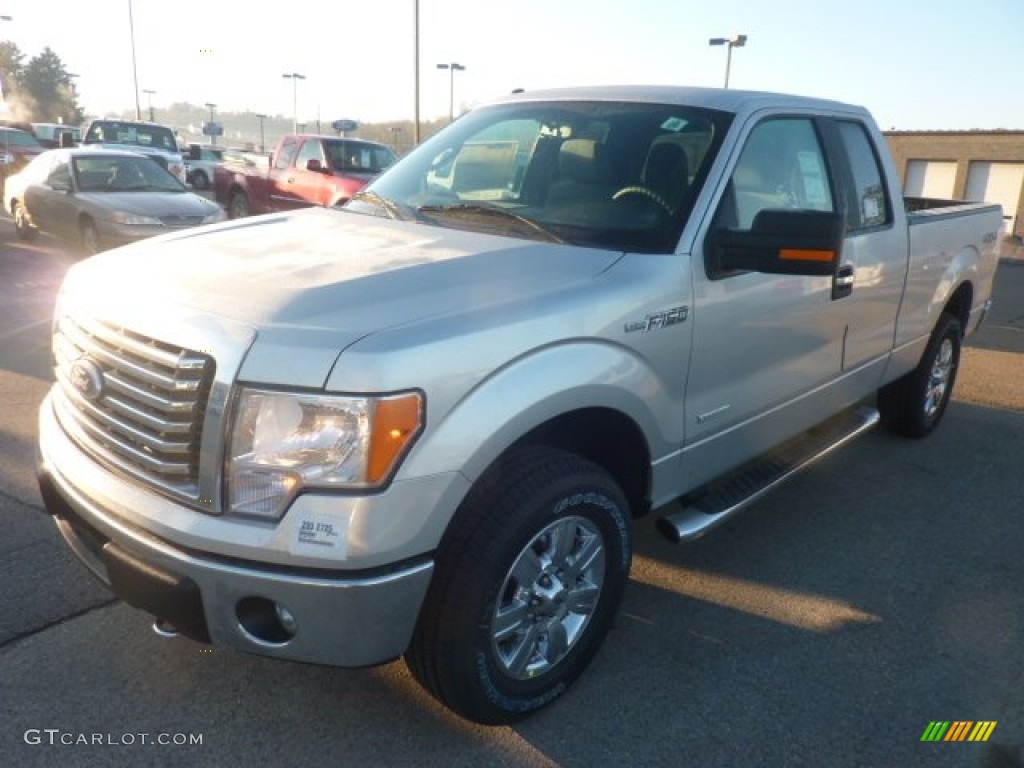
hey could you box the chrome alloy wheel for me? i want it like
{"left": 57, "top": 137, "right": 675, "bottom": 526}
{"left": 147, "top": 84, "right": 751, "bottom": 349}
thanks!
{"left": 490, "top": 516, "right": 606, "bottom": 680}
{"left": 924, "top": 337, "right": 955, "bottom": 421}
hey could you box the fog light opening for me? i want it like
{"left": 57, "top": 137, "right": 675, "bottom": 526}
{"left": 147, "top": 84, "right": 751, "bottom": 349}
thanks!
{"left": 235, "top": 596, "right": 297, "bottom": 645}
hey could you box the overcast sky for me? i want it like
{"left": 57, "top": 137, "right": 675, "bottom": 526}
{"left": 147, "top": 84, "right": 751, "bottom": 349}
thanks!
{"left": 3, "top": 0, "right": 1022, "bottom": 131}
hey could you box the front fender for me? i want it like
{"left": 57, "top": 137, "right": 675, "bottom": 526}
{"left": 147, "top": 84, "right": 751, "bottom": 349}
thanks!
{"left": 401, "top": 340, "right": 682, "bottom": 494}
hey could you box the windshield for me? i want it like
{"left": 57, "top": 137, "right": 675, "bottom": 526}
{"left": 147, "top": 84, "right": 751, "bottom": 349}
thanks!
{"left": 355, "top": 100, "right": 731, "bottom": 253}
{"left": 0, "top": 129, "right": 43, "bottom": 148}
{"left": 73, "top": 154, "right": 185, "bottom": 193}
{"left": 84, "top": 121, "right": 178, "bottom": 153}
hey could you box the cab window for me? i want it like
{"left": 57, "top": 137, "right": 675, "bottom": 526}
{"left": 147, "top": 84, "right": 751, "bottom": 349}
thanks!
{"left": 274, "top": 138, "right": 299, "bottom": 170}
{"left": 836, "top": 121, "right": 890, "bottom": 231}
{"left": 295, "top": 139, "right": 326, "bottom": 170}
{"left": 719, "top": 117, "right": 835, "bottom": 231}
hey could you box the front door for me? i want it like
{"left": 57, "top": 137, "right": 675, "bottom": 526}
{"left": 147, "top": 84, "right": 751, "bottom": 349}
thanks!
{"left": 683, "top": 115, "right": 847, "bottom": 488}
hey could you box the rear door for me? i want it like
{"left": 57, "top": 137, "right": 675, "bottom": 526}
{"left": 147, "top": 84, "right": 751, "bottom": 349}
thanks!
{"left": 267, "top": 137, "right": 302, "bottom": 211}
{"left": 287, "top": 138, "right": 333, "bottom": 207}
{"left": 823, "top": 119, "right": 906, "bottom": 377}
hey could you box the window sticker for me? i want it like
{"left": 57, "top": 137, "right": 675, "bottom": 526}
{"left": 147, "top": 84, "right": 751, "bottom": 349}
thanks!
{"left": 660, "top": 117, "right": 688, "bottom": 133}
{"left": 289, "top": 513, "right": 347, "bottom": 558}
{"left": 797, "top": 150, "right": 828, "bottom": 207}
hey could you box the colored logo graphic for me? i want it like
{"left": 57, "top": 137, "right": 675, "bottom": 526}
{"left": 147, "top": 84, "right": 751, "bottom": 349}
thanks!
{"left": 921, "top": 721, "right": 997, "bottom": 742}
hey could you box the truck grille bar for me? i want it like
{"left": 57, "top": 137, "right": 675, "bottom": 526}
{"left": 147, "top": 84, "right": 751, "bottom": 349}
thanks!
{"left": 52, "top": 316, "right": 215, "bottom": 500}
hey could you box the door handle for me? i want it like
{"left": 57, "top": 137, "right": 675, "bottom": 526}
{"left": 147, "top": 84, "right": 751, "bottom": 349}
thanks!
{"left": 832, "top": 263, "right": 854, "bottom": 300}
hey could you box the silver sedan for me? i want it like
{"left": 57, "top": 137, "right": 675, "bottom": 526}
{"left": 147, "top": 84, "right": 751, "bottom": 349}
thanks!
{"left": 4, "top": 147, "right": 226, "bottom": 255}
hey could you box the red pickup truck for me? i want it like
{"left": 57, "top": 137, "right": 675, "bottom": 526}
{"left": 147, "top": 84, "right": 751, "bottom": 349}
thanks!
{"left": 214, "top": 134, "right": 398, "bottom": 218}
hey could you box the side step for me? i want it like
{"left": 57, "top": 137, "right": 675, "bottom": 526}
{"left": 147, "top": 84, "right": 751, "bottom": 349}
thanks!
{"left": 657, "top": 405, "right": 880, "bottom": 543}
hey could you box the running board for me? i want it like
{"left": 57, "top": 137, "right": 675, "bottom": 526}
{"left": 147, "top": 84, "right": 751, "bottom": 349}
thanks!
{"left": 657, "top": 406, "right": 880, "bottom": 543}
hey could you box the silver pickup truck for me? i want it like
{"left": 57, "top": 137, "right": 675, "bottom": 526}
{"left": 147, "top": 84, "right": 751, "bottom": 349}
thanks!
{"left": 37, "top": 87, "right": 1002, "bottom": 724}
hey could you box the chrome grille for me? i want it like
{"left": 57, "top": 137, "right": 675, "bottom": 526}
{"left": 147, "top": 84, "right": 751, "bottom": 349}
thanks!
{"left": 53, "top": 316, "right": 215, "bottom": 500}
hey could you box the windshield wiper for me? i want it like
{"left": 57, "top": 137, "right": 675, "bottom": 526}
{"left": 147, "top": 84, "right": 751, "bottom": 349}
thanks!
{"left": 416, "top": 204, "right": 565, "bottom": 244}
{"left": 349, "top": 190, "right": 408, "bottom": 220}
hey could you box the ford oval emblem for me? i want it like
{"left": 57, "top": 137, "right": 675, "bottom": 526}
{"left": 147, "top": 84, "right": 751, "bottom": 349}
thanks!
{"left": 69, "top": 358, "right": 104, "bottom": 402}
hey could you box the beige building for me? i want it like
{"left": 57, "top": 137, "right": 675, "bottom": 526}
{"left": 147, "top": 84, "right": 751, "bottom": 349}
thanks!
{"left": 883, "top": 131, "right": 1024, "bottom": 239}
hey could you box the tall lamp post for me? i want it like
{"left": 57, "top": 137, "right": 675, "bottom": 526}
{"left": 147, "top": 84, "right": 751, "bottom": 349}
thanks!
{"left": 282, "top": 72, "right": 305, "bottom": 134}
{"left": 255, "top": 113, "right": 266, "bottom": 153}
{"left": 708, "top": 34, "right": 747, "bottom": 89}
{"left": 142, "top": 89, "right": 156, "bottom": 121}
{"left": 204, "top": 101, "right": 217, "bottom": 145}
{"left": 128, "top": 0, "right": 141, "bottom": 119}
{"left": 436, "top": 62, "right": 466, "bottom": 123}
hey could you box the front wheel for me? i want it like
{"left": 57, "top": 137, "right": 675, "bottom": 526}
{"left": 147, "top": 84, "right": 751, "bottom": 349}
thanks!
{"left": 878, "top": 312, "right": 962, "bottom": 438}
{"left": 13, "top": 202, "right": 39, "bottom": 240}
{"left": 406, "top": 447, "right": 632, "bottom": 725}
{"left": 80, "top": 220, "right": 103, "bottom": 256}
{"left": 228, "top": 191, "right": 250, "bottom": 219}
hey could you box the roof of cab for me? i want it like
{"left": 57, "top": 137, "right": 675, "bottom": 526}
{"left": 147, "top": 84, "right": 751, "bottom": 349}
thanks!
{"left": 492, "top": 85, "right": 869, "bottom": 119}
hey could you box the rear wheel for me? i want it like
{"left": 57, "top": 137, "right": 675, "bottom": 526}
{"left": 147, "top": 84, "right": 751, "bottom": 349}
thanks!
{"left": 878, "top": 312, "right": 962, "bottom": 438}
{"left": 80, "top": 220, "right": 103, "bottom": 256}
{"left": 406, "top": 446, "right": 632, "bottom": 724}
{"left": 12, "top": 202, "right": 38, "bottom": 240}
{"left": 228, "top": 191, "right": 250, "bottom": 219}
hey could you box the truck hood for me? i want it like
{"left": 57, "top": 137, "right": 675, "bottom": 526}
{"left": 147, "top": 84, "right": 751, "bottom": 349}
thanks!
{"left": 63, "top": 207, "right": 621, "bottom": 385}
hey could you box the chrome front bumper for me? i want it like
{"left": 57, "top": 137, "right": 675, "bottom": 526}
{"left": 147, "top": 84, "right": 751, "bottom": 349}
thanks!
{"left": 37, "top": 408, "right": 435, "bottom": 668}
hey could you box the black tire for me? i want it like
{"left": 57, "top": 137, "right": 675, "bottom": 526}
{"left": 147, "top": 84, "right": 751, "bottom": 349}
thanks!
{"left": 192, "top": 170, "right": 209, "bottom": 190}
{"left": 878, "top": 312, "right": 962, "bottom": 438}
{"left": 80, "top": 220, "right": 103, "bottom": 256}
{"left": 12, "top": 202, "right": 38, "bottom": 241}
{"left": 228, "top": 191, "right": 250, "bottom": 219}
{"left": 406, "top": 446, "right": 632, "bottom": 725}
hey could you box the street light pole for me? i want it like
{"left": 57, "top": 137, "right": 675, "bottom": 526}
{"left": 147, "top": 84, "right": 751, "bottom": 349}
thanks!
{"left": 142, "top": 89, "right": 156, "bottom": 121}
{"left": 436, "top": 62, "right": 466, "bottom": 123}
{"left": 128, "top": 0, "right": 141, "bottom": 118}
{"left": 204, "top": 101, "right": 217, "bottom": 145}
{"left": 255, "top": 113, "right": 266, "bottom": 153}
{"left": 414, "top": 0, "right": 420, "bottom": 145}
{"left": 708, "top": 34, "right": 747, "bottom": 89}
{"left": 282, "top": 72, "right": 305, "bottom": 134}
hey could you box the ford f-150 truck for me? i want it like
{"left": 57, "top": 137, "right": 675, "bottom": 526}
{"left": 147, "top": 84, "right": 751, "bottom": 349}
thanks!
{"left": 213, "top": 133, "right": 397, "bottom": 218}
{"left": 38, "top": 86, "right": 1001, "bottom": 725}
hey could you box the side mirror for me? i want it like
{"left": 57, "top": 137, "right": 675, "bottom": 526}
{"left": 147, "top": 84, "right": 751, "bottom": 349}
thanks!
{"left": 51, "top": 178, "right": 72, "bottom": 193}
{"left": 188, "top": 145, "right": 201, "bottom": 160}
{"left": 709, "top": 209, "right": 843, "bottom": 277}
{"left": 306, "top": 158, "right": 325, "bottom": 173}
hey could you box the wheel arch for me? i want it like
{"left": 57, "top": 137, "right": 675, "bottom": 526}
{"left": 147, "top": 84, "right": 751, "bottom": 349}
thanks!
{"left": 510, "top": 407, "right": 651, "bottom": 519}
{"left": 941, "top": 280, "right": 973, "bottom": 337}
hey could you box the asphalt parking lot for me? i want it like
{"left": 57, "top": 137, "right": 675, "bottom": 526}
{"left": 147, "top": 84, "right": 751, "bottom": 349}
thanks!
{"left": 1, "top": 224, "right": 1022, "bottom": 767}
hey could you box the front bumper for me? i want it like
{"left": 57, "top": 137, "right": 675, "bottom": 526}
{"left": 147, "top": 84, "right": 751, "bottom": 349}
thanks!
{"left": 37, "top": 414, "right": 436, "bottom": 668}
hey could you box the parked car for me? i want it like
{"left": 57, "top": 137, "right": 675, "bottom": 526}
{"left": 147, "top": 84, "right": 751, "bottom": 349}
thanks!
{"left": 5, "top": 147, "right": 225, "bottom": 254}
{"left": 183, "top": 143, "right": 224, "bottom": 189}
{"left": 36, "top": 86, "right": 1001, "bottom": 724}
{"left": 82, "top": 118, "right": 187, "bottom": 183}
{"left": 0, "top": 126, "right": 46, "bottom": 183}
{"left": 214, "top": 133, "right": 397, "bottom": 218}
{"left": 32, "top": 122, "right": 82, "bottom": 148}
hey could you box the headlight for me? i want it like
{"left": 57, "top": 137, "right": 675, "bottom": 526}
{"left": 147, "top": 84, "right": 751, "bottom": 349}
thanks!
{"left": 226, "top": 388, "right": 423, "bottom": 519}
{"left": 110, "top": 211, "right": 163, "bottom": 226}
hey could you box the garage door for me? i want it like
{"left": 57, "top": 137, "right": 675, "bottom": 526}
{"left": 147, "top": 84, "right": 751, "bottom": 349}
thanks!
{"left": 966, "top": 162, "right": 1024, "bottom": 235}
{"left": 904, "top": 160, "right": 957, "bottom": 199}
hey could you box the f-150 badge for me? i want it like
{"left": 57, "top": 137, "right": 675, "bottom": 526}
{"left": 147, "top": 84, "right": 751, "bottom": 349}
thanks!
{"left": 625, "top": 306, "right": 689, "bottom": 333}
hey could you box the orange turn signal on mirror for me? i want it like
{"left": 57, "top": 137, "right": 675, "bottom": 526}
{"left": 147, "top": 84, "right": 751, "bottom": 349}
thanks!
{"left": 780, "top": 248, "right": 835, "bottom": 262}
